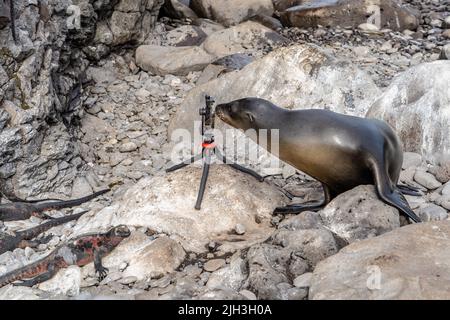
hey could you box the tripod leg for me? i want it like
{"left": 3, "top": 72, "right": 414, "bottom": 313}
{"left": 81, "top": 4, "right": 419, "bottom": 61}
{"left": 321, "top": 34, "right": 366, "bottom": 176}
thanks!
{"left": 166, "top": 153, "right": 203, "bottom": 173}
{"left": 195, "top": 149, "right": 212, "bottom": 210}
{"left": 215, "top": 149, "right": 264, "bottom": 182}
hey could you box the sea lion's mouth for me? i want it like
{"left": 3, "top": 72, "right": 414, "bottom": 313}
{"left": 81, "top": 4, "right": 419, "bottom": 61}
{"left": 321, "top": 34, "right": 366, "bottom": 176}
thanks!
{"left": 215, "top": 105, "right": 232, "bottom": 125}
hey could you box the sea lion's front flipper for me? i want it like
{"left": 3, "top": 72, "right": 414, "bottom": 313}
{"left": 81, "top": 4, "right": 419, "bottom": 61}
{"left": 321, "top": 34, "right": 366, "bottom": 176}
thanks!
{"left": 369, "top": 158, "right": 422, "bottom": 223}
{"left": 273, "top": 183, "right": 334, "bottom": 215}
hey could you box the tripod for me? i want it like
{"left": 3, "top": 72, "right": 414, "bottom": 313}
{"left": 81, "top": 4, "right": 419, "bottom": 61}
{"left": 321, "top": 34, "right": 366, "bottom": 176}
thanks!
{"left": 166, "top": 95, "right": 264, "bottom": 210}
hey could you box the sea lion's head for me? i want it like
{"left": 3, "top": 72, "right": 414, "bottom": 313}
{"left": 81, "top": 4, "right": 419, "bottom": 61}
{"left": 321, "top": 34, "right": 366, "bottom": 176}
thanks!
{"left": 216, "top": 97, "right": 280, "bottom": 131}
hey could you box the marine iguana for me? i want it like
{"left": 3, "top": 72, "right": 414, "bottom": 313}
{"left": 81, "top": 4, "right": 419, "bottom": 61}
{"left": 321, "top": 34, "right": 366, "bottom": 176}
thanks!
{"left": 0, "top": 210, "right": 89, "bottom": 255}
{"left": 0, "top": 189, "right": 110, "bottom": 221}
{"left": 0, "top": 225, "right": 131, "bottom": 287}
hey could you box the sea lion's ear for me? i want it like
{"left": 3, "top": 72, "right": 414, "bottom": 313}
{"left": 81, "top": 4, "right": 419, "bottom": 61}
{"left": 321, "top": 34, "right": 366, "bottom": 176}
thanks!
{"left": 246, "top": 112, "right": 255, "bottom": 123}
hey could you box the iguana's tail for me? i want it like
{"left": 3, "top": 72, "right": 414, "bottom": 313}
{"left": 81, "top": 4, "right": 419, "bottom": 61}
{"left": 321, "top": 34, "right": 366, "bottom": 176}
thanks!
{"left": 34, "top": 189, "right": 110, "bottom": 212}
{"left": 17, "top": 210, "right": 89, "bottom": 240}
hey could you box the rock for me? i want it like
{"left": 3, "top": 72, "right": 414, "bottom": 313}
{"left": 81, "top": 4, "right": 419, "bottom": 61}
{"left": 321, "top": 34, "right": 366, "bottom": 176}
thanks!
{"left": 414, "top": 170, "right": 442, "bottom": 190}
{"left": 206, "top": 256, "right": 247, "bottom": 290}
{"left": 203, "top": 259, "right": 226, "bottom": 272}
{"left": 162, "top": 0, "right": 198, "bottom": 20}
{"left": 234, "top": 223, "right": 246, "bottom": 235}
{"left": 272, "top": 0, "right": 303, "bottom": 11}
{"left": 248, "top": 14, "right": 283, "bottom": 31}
{"left": 402, "top": 152, "right": 422, "bottom": 169}
{"left": 440, "top": 44, "right": 450, "bottom": 60}
{"left": 310, "top": 221, "right": 450, "bottom": 299}
{"left": 135, "top": 45, "right": 214, "bottom": 76}
{"left": 434, "top": 156, "right": 450, "bottom": 183}
{"left": 119, "top": 142, "right": 138, "bottom": 153}
{"left": 169, "top": 44, "right": 380, "bottom": 171}
{"left": 278, "top": 211, "right": 323, "bottom": 230}
{"left": 244, "top": 244, "right": 290, "bottom": 299}
{"left": 281, "top": 0, "right": 418, "bottom": 31}
{"left": 270, "top": 228, "right": 339, "bottom": 268}
{"left": 121, "top": 236, "right": 186, "bottom": 280}
{"left": 366, "top": 61, "right": 450, "bottom": 164}
{"left": 197, "top": 288, "right": 246, "bottom": 300}
{"left": 38, "top": 266, "right": 81, "bottom": 297}
{"left": 293, "top": 272, "right": 313, "bottom": 288}
{"left": 358, "top": 23, "right": 380, "bottom": 32}
{"left": 435, "top": 195, "right": 450, "bottom": 210}
{"left": 0, "top": 285, "right": 41, "bottom": 300}
{"left": 165, "top": 25, "right": 207, "bottom": 47}
{"left": 418, "top": 204, "right": 448, "bottom": 222}
{"left": 194, "top": 18, "right": 225, "bottom": 35}
{"left": 72, "top": 165, "right": 286, "bottom": 253}
{"left": 442, "top": 182, "right": 450, "bottom": 196}
{"left": 190, "top": 0, "right": 274, "bottom": 27}
{"left": 319, "top": 185, "right": 400, "bottom": 244}
{"left": 442, "top": 30, "right": 450, "bottom": 40}
{"left": 201, "top": 21, "right": 287, "bottom": 58}
{"left": 239, "top": 289, "right": 257, "bottom": 300}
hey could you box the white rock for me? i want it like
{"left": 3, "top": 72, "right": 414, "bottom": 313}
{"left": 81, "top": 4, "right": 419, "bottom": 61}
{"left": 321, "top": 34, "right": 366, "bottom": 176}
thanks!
{"left": 135, "top": 45, "right": 214, "bottom": 76}
{"left": 72, "top": 165, "right": 286, "bottom": 253}
{"left": 358, "top": 23, "right": 380, "bottom": 32}
{"left": 293, "top": 272, "right": 313, "bottom": 288}
{"left": 414, "top": 170, "right": 442, "bottom": 190}
{"left": 319, "top": 185, "right": 400, "bottom": 244}
{"left": 38, "top": 266, "right": 81, "bottom": 297}
{"left": 442, "top": 182, "right": 450, "bottom": 196}
{"left": 367, "top": 61, "right": 450, "bottom": 163}
{"left": 310, "top": 221, "right": 450, "bottom": 299}
{"left": 239, "top": 289, "right": 257, "bottom": 300}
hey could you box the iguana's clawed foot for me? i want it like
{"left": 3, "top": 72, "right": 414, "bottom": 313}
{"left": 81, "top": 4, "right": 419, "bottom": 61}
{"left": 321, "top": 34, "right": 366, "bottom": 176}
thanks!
{"left": 95, "top": 266, "right": 109, "bottom": 281}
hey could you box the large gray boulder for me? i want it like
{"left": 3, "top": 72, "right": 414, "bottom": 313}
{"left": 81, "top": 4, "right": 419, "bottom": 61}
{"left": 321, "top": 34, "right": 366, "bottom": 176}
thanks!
{"left": 319, "top": 185, "right": 401, "bottom": 244}
{"left": 281, "top": 0, "right": 419, "bottom": 31}
{"left": 190, "top": 0, "right": 274, "bottom": 26}
{"left": 310, "top": 221, "right": 450, "bottom": 300}
{"left": 72, "top": 165, "right": 287, "bottom": 253}
{"left": 366, "top": 61, "right": 450, "bottom": 164}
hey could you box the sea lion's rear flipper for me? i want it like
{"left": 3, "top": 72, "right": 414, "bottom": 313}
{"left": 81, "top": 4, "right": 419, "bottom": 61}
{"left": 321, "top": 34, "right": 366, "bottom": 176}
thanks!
{"left": 273, "top": 183, "right": 333, "bottom": 215}
{"left": 397, "top": 184, "right": 422, "bottom": 196}
{"left": 369, "top": 158, "right": 422, "bottom": 223}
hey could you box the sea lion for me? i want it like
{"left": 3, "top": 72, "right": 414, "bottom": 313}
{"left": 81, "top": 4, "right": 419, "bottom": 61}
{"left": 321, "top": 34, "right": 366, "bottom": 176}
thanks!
{"left": 215, "top": 97, "right": 422, "bottom": 223}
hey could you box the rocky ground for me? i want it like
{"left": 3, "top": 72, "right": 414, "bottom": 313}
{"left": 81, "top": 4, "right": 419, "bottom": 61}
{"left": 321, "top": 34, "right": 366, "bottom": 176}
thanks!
{"left": 0, "top": 0, "right": 450, "bottom": 300}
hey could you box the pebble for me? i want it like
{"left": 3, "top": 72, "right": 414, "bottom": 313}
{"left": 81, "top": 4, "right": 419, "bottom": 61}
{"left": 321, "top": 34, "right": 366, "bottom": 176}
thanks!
{"left": 119, "top": 142, "right": 138, "bottom": 152}
{"left": 414, "top": 170, "right": 442, "bottom": 190}
{"left": 234, "top": 223, "right": 246, "bottom": 235}
{"left": 203, "top": 259, "right": 226, "bottom": 272}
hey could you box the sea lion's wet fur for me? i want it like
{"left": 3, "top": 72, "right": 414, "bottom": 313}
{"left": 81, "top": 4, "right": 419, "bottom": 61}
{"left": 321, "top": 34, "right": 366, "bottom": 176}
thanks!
{"left": 216, "top": 97, "right": 421, "bottom": 222}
